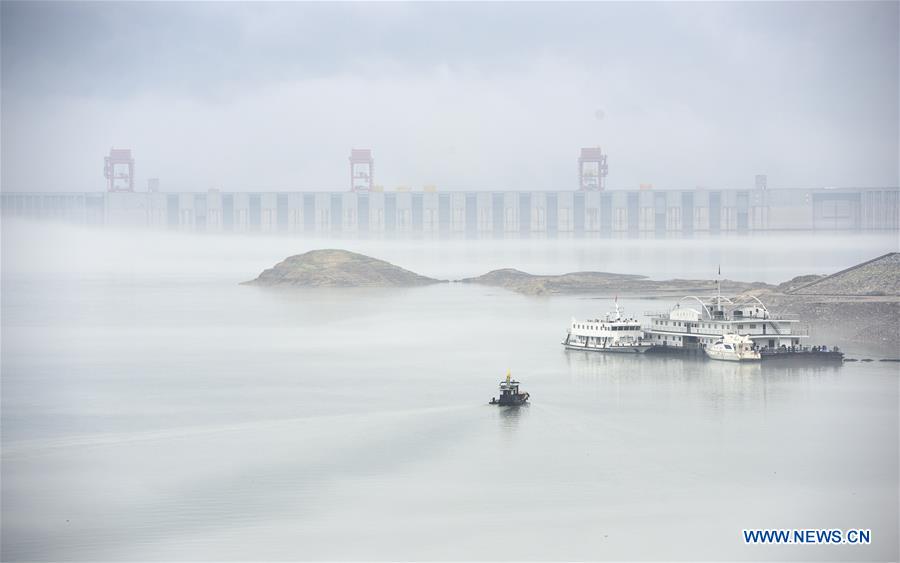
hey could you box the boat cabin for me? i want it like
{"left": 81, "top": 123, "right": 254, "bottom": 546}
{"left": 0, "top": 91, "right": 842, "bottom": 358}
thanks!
{"left": 490, "top": 371, "right": 530, "bottom": 406}
{"left": 645, "top": 296, "right": 806, "bottom": 352}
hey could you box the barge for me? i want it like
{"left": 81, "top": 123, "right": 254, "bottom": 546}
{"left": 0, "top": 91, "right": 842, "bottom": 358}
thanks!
{"left": 760, "top": 347, "right": 844, "bottom": 362}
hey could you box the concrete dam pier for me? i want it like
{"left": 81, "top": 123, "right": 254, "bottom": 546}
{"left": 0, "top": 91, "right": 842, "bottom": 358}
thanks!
{"left": 3, "top": 187, "right": 897, "bottom": 237}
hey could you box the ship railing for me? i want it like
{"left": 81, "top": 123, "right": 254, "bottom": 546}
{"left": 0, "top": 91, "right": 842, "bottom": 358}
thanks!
{"left": 761, "top": 344, "right": 839, "bottom": 354}
{"left": 642, "top": 310, "right": 670, "bottom": 318}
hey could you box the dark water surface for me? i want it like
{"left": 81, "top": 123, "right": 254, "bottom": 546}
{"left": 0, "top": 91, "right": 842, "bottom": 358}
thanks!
{"left": 2, "top": 223, "right": 898, "bottom": 560}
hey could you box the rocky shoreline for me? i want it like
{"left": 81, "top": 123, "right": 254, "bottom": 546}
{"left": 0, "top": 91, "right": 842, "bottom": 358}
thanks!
{"left": 247, "top": 250, "right": 899, "bottom": 348}
{"left": 459, "top": 268, "right": 773, "bottom": 296}
{"left": 747, "top": 293, "right": 899, "bottom": 350}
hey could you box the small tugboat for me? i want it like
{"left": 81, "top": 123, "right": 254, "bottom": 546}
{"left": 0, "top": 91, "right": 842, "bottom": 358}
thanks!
{"left": 489, "top": 370, "right": 530, "bottom": 406}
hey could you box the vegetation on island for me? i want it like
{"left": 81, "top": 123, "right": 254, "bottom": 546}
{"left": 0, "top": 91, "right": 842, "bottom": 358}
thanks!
{"left": 243, "top": 249, "right": 442, "bottom": 287}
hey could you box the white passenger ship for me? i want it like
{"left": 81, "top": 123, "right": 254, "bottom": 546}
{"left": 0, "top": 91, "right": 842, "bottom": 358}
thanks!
{"left": 563, "top": 301, "right": 653, "bottom": 353}
{"left": 645, "top": 293, "right": 805, "bottom": 354}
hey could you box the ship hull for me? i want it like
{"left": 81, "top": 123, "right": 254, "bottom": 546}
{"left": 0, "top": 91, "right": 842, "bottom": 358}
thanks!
{"left": 490, "top": 394, "right": 530, "bottom": 406}
{"left": 704, "top": 349, "right": 761, "bottom": 362}
{"left": 563, "top": 342, "right": 652, "bottom": 354}
{"left": 760, "top": 350, "right": 844, "bottom": 362}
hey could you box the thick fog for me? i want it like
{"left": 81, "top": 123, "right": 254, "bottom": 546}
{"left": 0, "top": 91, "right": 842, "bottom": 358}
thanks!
{"left": 2, "top": 3, "right": 900, "bottom": 561}
{"left": 2, "top": 218, "right": 899, "bottom": 285}
{"left": 2, "top": 1, "right": 898, "bottom": 192}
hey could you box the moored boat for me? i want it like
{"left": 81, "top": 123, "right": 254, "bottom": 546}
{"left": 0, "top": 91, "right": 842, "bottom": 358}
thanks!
{"left": 704, "top": 333, "right": 761, "bottom": 362}
{"left": 563, "top": 300, "right": 653, "bottom": 353}
{"left": 645, "top": 270, "right": 808, "bottom": 354}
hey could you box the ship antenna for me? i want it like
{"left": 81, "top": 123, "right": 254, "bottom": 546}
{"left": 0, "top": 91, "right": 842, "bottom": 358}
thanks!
{"left": 716, "top": 264, "right": 721, "bottom": 312}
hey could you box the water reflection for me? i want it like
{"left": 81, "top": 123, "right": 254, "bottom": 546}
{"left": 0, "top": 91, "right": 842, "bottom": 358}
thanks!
{"left": 561, "top": 348, "right": 851, "bottom": 415}
{"left": 493, "top": 403, "right": 528, "bottom": 433}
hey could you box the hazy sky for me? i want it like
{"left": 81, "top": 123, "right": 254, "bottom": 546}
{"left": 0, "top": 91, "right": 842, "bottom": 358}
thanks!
{"left": 2, "top": 1, "right": 898, "bottom": 192}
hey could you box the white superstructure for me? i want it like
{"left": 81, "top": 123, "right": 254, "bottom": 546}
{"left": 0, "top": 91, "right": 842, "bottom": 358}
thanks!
{"left": 564, "top": 301, "right": 652, "bottom": 353}
{"left": 645, "top": 295, "right": 806, "bottom": 353}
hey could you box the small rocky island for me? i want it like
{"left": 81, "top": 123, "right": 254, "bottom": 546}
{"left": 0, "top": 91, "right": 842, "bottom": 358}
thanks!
{"left": 243, "top": 249, "right": 442, "bottom": 287}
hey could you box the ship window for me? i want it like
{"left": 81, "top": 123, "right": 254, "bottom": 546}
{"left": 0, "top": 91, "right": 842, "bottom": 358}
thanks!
{"left": 750, "top": 324, "right": 756, "bottom": 329}
{"left": 737, "top": 324, "right": 743, "bottom": 329}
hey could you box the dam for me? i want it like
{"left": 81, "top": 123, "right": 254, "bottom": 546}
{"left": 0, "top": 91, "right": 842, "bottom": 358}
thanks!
{"left": 3, "top": 186, "right": 898, "bottom": 237}
{"left": 3, "top": 148, "right": 898, "bottom": 237}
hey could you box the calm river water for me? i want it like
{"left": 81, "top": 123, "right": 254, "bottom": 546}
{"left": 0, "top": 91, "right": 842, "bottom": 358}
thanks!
{"left": 2, "top": 222, "right": 898, "bottom": 561}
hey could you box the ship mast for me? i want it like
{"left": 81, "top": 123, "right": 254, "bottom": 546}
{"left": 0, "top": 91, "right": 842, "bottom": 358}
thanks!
{"left": 716, "top": 265, "right": 721, "bottom": 314}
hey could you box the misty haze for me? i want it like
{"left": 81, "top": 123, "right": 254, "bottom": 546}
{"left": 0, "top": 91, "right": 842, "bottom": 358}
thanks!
{"left": 1, "top": 1, "right": 898, "bottom": 562}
